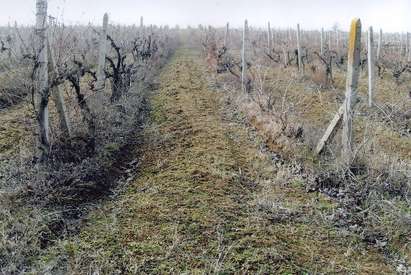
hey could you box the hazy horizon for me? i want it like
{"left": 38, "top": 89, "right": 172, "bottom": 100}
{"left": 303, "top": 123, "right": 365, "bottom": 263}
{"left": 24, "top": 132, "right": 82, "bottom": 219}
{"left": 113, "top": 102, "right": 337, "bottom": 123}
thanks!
{"left": 0, "top": 0, "right": 410, "bottom": 32}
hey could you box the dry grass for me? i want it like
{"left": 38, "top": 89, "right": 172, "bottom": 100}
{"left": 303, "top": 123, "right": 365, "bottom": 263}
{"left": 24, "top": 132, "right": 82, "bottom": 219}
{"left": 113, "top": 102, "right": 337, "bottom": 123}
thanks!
{"left": 0, "top": 44, "right": 174, "bottom": 274}
{"left": 30, "top": 49, "right": 397, "bottom": 274}
{"left": 213, "top": 44, "right": 410, "bottom": 271}
{"left": 0, "top": 68, "right": 32, "bottom": 109}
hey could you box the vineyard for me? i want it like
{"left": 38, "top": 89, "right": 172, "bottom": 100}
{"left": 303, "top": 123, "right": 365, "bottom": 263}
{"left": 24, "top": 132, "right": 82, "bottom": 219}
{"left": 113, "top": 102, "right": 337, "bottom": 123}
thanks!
{"left": 0, "top": 1, "right": 410, "bottom": 274}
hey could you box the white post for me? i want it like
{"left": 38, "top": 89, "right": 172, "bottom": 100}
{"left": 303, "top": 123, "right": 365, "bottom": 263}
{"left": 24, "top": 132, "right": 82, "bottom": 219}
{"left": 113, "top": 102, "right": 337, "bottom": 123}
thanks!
{"left": 335, "top": 29, "right": 339, "bottom": 52}
{"left": 342, "top": 19, "right": 362, "bottom": 167}
{"left": 96, "top": 13, "right": 108, "bottom": 91}
{"left": 35, "top": 0, "right": 49, "bottom": 159}
{"left": 404, "top": 33, "right": 408, "bottom": 57}
{"left": 241, "top": 19, "right": 248, "bottom": 93}
{"left": 267, "top": 21, "right": 272, "bottom": 50}
{"left": 367, "top": 26, "right": 375, "bottom": 108}
{"left": 407, "top": 32, "right": 411, "bottom": 62}
{"left": 328, "top": 31, "right": 332, "bottom": 51}
{"left": 376, "top": 28, "right": 382, "bottom": 60}
{"left": 320, "top": 27, "right": 324, "bottom": 55}
{"left": 296, "top": 24, "right": 303, "bottom": 75}
{"left": 365, "top": 29, "right": 368, "bottom": 52}
{"left": 224, "top": 22, "right": 229, "bottom": 48}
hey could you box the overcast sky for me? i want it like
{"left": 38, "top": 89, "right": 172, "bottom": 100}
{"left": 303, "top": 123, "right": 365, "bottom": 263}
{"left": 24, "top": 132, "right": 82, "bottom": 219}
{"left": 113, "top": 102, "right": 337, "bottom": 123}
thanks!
{"left": 1, "top": 0, "right": 410, "bottom": 32}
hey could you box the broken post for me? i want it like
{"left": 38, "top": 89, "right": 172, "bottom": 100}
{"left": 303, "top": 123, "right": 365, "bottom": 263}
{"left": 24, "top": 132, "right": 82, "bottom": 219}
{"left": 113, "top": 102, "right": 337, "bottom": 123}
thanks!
{"left": 367, "top": 26, "right": 375, "bottom": 107}
{"left": 315, "top": 19, "right": 362, "bottom": 161}
{"left": 296, "top": 24, "right": 303, "bottom": 75}
{"left": 96, "top": 13, "right": 108, "bottom": 91}
{"left": 342, "top": 19, "right": 362, "bottom": 167}
{"left": 35, "top": 0, "right": 50, "bottom": 159}
{"left": 241, "top": 19, "right": 248, "bottom": 93}
{"left": 315, "top": 105, "right": 345, "bottom": 155}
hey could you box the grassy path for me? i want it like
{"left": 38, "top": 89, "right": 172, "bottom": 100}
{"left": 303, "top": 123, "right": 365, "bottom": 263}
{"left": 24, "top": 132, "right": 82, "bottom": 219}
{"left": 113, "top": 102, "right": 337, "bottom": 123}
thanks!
{"left": 0, "top": 103, "right": 33, "bottom": 160}
{"left": 44, "top": 49, "right": 394, "bottom": 274}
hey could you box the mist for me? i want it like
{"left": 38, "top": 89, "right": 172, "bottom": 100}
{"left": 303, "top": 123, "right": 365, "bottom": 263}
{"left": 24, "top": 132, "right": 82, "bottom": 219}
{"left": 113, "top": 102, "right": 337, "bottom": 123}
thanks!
{"left": 0, "top": 0, "right": 410, "bottom": 32}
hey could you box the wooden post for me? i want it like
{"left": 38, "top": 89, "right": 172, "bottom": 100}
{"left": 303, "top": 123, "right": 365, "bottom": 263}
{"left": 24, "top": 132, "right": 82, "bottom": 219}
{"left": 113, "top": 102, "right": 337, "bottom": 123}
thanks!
{"left": 376, "top": 28, "right": 382, "bottom": 60}
{"left": 282, "top": 46, "right": 288, "bottom": 67}
{"left": 47, "top": 38, "right": 71, "bottom": 136}
{"left": 35, "top": 0, "right": 50, "bottom": 159}
{"left": 342, "top": 18, "right": 362, "bottom": 167}
{"left": 241, "top": 19, "right": 248, "bottom": 93}
{"left": 267, "top": 21, "right": 272, "bottom": 50}
{"left": 224, "top": 22, "right": 229, "bottom": 48}
{"left": 320, "top": 27, "right": 324, "bottom": 55}
{"left": 367, "top": 27, "right": 375, "bottom": 108}
{"left": 96, "top": 13, "right": 108, "bottom": 91}
{"left": 296, "top": 24, "right": 303, "bottom": 75}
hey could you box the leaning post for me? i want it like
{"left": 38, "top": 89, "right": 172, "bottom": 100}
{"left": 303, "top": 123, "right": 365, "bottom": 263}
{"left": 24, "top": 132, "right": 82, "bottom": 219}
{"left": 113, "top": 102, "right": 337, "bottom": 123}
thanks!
{"left": 47, "top": 38, "right": 71, "bottom": 136}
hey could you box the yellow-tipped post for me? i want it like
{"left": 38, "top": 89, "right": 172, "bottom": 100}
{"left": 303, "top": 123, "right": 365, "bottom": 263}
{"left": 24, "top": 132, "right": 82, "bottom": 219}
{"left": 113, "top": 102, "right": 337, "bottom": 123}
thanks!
{"left": 342, "top": 18, "right": 362, "bottom": 167}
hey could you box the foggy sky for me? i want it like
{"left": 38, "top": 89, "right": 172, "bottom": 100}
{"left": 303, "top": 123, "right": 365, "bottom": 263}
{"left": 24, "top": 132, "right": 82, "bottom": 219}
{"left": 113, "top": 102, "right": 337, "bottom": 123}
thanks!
{"left": 1, "top": 0, "right": 410, "bottom": 32}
